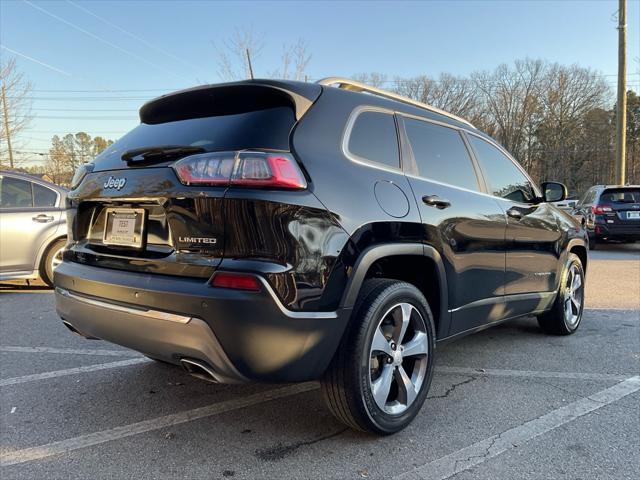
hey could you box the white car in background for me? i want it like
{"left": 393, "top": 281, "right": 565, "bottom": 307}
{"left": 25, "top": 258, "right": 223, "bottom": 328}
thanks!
{"left": 0, "top": 170, "right": 68, "bottom": 287}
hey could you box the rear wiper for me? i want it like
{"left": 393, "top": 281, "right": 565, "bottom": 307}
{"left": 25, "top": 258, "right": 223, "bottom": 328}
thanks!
{"left": 121, "top": 145, "right": 206, "bottom": 163}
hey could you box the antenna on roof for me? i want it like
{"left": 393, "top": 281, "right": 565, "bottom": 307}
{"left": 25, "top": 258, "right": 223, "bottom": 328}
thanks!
{"left": 245, "top": 49, "right": 254, "bottom": 80}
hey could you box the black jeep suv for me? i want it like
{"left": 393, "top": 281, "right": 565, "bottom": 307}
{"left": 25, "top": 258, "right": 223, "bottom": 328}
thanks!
{"left": 55, "top": 78, "right": 588, "bottom": 434}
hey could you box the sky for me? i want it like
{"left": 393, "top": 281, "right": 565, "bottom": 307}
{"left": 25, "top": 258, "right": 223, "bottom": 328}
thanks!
{"left": 1, "top": 0, "right": 639, "bottom": 165}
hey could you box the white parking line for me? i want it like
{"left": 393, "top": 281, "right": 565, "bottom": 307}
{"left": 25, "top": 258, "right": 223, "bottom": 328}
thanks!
{"left": 0, "top": 358, "right": 148, "bottom": 387}
{"left": 0, "top": 382, "right": 319, "bottom": 467}
{"left": 395, "top": 376, "right": 640, "bottom": 480}
{"left": 0, "top": 346, "right": 141, "bottom": 357}
{"left": 0, "top": 367, "right": 636, "bottom": 467}
{"left": 435, "top": 366, "right": 628, "bottom": 382}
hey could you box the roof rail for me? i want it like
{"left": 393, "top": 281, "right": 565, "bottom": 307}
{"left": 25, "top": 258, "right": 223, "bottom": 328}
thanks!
{"left": 317, "top": 77, "right": 474, "bottom": 128}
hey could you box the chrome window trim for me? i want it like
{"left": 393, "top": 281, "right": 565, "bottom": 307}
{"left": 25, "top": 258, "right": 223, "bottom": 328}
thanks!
{"left": 341, "top": 106, "right": 404, "bottom": 175}
{"left": 341, "top": 105, "right": 541, "bottom": 205}
{"left": 404, "top": 173, "right": 501, "bottom": 201}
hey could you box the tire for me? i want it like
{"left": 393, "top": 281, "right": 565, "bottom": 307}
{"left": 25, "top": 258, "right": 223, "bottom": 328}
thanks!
{"left": 588, "top": 235, "right": 597, "bottom": 250}
{"left": 39, "top": 238, "right": 66, "bottom": 288}
{"left": 537, "top": 253, "right": 585, "bottom": 335}
{"left": 321, "top": 279, "right": 436, "bottom": 434}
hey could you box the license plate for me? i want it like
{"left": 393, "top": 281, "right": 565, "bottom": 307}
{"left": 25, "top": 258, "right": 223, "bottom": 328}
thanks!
{"left": 103, "top": 208, "right": 145, "bottom": 248}
{"left": 627, "top": 211, "right": 640, "bottom": 220}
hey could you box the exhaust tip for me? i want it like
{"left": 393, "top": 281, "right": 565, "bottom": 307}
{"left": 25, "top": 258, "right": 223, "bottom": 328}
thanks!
{"left": 62, "top": 320, "right": 97, "bottom": 339}
{"left": 180, "top": 358, "right": 220, "bottom": 383}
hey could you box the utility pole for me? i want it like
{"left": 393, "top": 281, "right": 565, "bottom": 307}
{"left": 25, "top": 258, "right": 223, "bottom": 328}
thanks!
{"left": 615, "top": 0, "right": 627, "bottom": 185}
{"left": 1, "top": 83, "right": 14, "bottom": 169}
{"left": 245, "top": 48, "right": 254, "bottom": 80}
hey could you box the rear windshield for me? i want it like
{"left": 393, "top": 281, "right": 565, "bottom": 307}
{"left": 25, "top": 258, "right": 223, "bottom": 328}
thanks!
{"left": 600, "top": 188, "right": 640, "bottom": 203}
{"left": 96, "top": 106, "right": 295, "bottom": 164}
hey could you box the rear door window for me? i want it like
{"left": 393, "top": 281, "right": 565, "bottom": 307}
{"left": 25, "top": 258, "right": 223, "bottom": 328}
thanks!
{"left": 468, "top": 135, "right": 536, "bottom": 203}
{"left": 33, "top": 183, "right": 58, "bottom": 207}
{"left": 0, "top": 176, "right": 33, "bottom": 208}
{"left": 403, "top": 117, "right": 480, "bottom": 191}
{"left": 347, "top": 110, "right": 400, "bottom": 169}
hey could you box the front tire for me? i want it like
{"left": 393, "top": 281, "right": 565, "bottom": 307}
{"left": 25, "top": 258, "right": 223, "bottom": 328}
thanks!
{"left": 321, "top": 279, "right": 436, "bottom": 434}
{"left": 537, "top": 253, "right": 585, "bottom": 335}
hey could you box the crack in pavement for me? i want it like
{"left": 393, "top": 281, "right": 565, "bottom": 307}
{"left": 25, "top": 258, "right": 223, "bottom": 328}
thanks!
{"left": 449, "top": 433, "right": 501, "bottom": 479}
{"left": 428, "top": 375, "right": 479, "bottom": 399}
{"left": 254, "top": 428, "right": 349, "bottom": 462}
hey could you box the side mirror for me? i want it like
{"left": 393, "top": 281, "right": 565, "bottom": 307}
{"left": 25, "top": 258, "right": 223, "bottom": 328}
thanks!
{"left": 541, "top": 181, "right": 567, "bottom": 203}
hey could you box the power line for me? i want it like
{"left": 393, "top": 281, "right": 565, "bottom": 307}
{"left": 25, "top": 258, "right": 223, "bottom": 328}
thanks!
{"left": 66, "top": 0, "right": 204, "bottom": 75}
{"left": 32, "top": 115, "right": 137, "bottom": 120}
{"left": 14, "top": 150, "right": 49, "bottom": 155}
{"left": 0, "top": 45, "right": 72, "bottom": 77}
{"left": 30, "top": 108, "right": 136, "bottom": 112}
{"left": 20, "top": 72, "right": 638, "bottom": 94}
{"left": 23, "top": 130, "right": 127, "bottom": 134}
{"left": 6, "top": 96, "right": 149, "bottom": 101}
{"left": 29, "top": 88, "right": 179, "bottom": 93}
{"left": 1, "top": 45, "right": 119, "bottom": 92}
{"left": 23, "top": 0, "right": 188, "bottom": 81}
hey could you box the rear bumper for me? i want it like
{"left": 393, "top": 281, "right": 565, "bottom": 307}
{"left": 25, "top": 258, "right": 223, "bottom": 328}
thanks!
{"left": 54, "top": 261, "right": 350, "bottom": 383}
{"left": 592, "top": 221, "right": 640, "bottom": 241}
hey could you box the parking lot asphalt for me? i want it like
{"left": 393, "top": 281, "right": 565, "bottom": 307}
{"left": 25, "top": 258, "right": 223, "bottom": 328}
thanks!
{"left": 1, "top": 244, "right": 638, "bottom": 479}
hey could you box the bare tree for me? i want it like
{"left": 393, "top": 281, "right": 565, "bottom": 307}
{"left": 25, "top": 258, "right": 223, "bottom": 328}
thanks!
{"left": 353, "top": 72, "right": 388, "bottom": 88}
{"left": 273, "top": 39, "right": 311, "bottom": 81}
{"left": 534, "top": 63, "right": 610, "bottom": 187}
{"left": 216, "top": 29, "right": 312, "bottom": 81}
{"left": 393, "top": 74, "right": 484, "bottom": 124}
{"left": 471, "top": 59, "right": 546, "bottom": 171}
{"left": 215, "top": 28, "right": 265, "bottom": 81}
{"left": 0, "top": 57, "right": 33, "bottom": 167}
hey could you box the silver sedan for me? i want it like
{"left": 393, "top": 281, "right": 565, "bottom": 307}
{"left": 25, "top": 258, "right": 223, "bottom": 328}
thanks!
{"left": 0, "top": 170, "right": 68, "bottom": 287}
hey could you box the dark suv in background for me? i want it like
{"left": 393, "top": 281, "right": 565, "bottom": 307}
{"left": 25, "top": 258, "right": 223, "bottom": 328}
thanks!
{"left": 55, "top": 78, "right": 588, "bottom": 434}
{"left": 572, "top": 185, "right": 640, "bottom": 249}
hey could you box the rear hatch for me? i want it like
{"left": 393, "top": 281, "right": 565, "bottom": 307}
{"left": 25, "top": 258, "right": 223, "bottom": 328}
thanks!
{"left": 66, "top": 81, "right": 321, "bottom": 278}
{"left": 599, "top": 188, "right": 640, "bottom": 228}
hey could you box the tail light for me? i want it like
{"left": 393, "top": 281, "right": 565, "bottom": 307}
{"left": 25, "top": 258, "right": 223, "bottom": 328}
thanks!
{"left": 209, "top": 272, "right": 261, "bottom": 292}
{"left": 592, "top": 205, "right": 613, "bottom": 214}
{"left": 173, "top": 151, "right": 306, "bottom": 189}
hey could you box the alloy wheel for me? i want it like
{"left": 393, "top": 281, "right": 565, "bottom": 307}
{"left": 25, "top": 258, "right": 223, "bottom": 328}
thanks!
{"left": 368, "top": 302, "right": 429, "bottom": 415}
{"left": 51, "top": 245, "right": 64, "bottom": 272}
{"left": 564, "top": 264, "right": 584, "bottom": 328}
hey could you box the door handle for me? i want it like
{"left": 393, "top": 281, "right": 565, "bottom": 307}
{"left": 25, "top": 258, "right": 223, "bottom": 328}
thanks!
{"left": 32, "top": 214, "right": 54, "bottom": 223}
{"left": 506, "top": 208, "right": 523, "bottom": 220}
{"left": 422, "top": 195, "right": 451, "bottom": 209}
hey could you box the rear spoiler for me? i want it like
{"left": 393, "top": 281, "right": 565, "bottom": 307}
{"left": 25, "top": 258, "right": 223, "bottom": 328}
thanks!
{"left": 139, "top": 80, "right": 322, "bottom": 124}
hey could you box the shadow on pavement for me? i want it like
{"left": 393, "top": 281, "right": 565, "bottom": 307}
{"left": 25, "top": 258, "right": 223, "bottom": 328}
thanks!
{"left": 0, "top": 280, "right": 51, "bottom": 292}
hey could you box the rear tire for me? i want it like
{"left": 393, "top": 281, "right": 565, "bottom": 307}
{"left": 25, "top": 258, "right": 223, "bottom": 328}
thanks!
{"left": 40, "top": 238, "right": 66, "bottom": 288}
{"left": 321, "top": 279, "right": 436, "bottom": 434}
{"left": 588, "top": 235, "right": 597, "bottom": 250}
{"left": 537, "top": 253, "right": 585, "bottom": 335}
